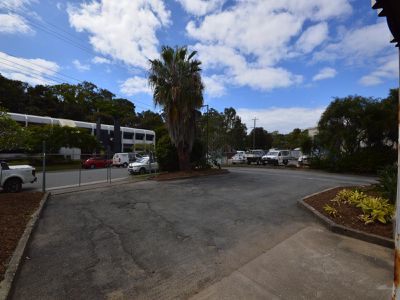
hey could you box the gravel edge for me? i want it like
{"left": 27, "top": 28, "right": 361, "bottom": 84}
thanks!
{"left": 0, "top": 192, "right": 50, "bottom": 300}
{"left": 298, "top": 187, "right": 394, "bottom": 249}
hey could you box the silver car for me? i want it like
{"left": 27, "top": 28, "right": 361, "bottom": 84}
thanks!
{"left": 128, "top": 157, "right": 158, "bottom": 175}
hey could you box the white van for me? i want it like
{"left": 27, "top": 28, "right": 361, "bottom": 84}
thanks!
{"left": 112, "top": 153, "right": 141, "bottom": 168}
{"left": 261, "top": 150, "right": 291, "bottom": 166}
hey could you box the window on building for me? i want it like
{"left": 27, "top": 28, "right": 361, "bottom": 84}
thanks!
{"left": 123, "top": 132, "right": 134, "bottom": 139}
{"left": 135, "top": 133, "right": 144, "bottom": 140}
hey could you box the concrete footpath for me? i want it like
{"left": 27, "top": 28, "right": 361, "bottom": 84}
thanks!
{"left": 191, "top": 226, "right": 393, "bottom": 300}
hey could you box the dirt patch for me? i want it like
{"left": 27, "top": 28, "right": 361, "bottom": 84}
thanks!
{"left": 304, "top": 186, "right": 392, "bottom": 239}
{"left": 153, "top": 168, "right": 229, "bottom": 181}
{"left": 0, "top": 192, "right": 43, "bottom": 282}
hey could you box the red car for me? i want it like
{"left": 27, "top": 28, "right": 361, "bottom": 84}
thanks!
{"left": 82, "top": 157, "right": 112, "bottom": 169}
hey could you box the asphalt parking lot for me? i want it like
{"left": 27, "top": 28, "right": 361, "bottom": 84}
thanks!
{"left": 11, "top": 167, "right": 391, "bottom": 299}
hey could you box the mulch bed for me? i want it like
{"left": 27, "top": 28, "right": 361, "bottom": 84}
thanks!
{"left": 153, "top": 168, "right": 229, "bottom": 181}
{"left": 304, "top": 186, "right": 393, "bottom": 239}
{"left": 0, "top": 192, "right": 43, "bottom": 282}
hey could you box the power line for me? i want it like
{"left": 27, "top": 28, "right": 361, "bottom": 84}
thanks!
{"left": 0, "top": 5, "right": 159, "bottom": 112}
{"left": 1, "top": 51, "right": 83, "bottom": 83}
{"left": 0, "top": 57, "right": 73, "bottom": 84}
{"left": 0, "top": 61, "right": 65, "bottom": 85}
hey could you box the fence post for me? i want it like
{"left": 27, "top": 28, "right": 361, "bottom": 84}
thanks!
{"left": 42, "top": 141, "right": 46, "bottom": 193}
{"left": 149, "top": 152, "right": 152, "bottom": 174}
{"left": 78, "top": 159, "right": 82, "bottom": 187}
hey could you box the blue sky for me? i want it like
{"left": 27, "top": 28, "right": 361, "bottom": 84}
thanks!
{"left": 0, "top": 0, "right": 398, "bottom": 132}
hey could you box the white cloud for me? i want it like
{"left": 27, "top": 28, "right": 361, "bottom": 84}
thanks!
{"left": 203, "top": 75, "right": 227, "bottom": 97}
{"left": 314, "top": 21, "right": 393, "bottom": 65}
{"left": 176, "top": 0, "right": 226, "bottom": 16}
{"left": 237, "top": 107, "right": 325, "bottom": 134}
{"left": 92, "top": 56, "right": 111, "bottom": 64}
{"left": 193, "top": 44, "right": 302, "bottom": 94}
{"left": 295, "top": 22, "right": 328, "bottom": 53}
{"left": 68, "top": 0, "right": 171, "bottom": 69}
{"left": 120, "top": 76, "right": 151, "bottom": 95}
{"left": 0, "top": 13, "right": 32, "bottom": 34}
{"left": 359, "top": 54, "right": 398, "bottom": 86}
{"left": 0, "top": 0, "right": 35, "bottom": 10}
{"left": 312, "top": 67, "right": 337, "bottom": 81}
{"left": 72, "top": 59, "right": 90, "bottom": 71}
{"left": 0, "top": 51, "right": 60, "bottom": 86}
{"left": 187, "top": 0, "right": 351, "bottom": 95}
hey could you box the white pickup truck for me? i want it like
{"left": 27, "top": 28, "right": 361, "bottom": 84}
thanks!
{"left": 0, "top": 161, "right": 37, "bottom": 192}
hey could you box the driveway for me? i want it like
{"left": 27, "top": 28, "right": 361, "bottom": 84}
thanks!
{"left": 11, "top": 168, "right": 391, "bottom": 299}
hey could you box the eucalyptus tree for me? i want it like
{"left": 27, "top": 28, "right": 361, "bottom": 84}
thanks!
{"left": 149, "top": 46, "right": 204, "bottom": 170}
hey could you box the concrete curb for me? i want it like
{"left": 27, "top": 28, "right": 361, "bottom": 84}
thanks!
{"left": 153, "top": 169, "right": 229, "bottom": 182}
{"left": 0, "top": 192, "right": 50, "bottom": 300}
{"left": 298, "top": 187, "right": 394, "bottom": 249}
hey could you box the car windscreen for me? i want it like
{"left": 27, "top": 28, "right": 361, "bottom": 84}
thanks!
{"left": 136, "top": 157, "right": 149, "bottom": 164}
{"left": 267, "top": 151, "right": 279, "bottom": 156}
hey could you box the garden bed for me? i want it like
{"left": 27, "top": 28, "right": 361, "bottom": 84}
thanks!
{"left": 0, "top": 192, "right": 43, "bottom": 281}
{"left": 304, "top": 186, "right": 392, "bottom": 239}
{"left": 154, "top": 168, "right": 229, "bottom": 181}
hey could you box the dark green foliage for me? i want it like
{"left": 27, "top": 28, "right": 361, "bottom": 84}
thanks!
{"left": 247, "top": 128, "right": 273, "bottom": 150}
{"left": 314, "top": 91, "right": 398, "bottom": 173}
{"left": 0, "top": 110, "right": 29, "bottom": 151}
{"left": 155, "top": 135, "right": 179, "bottom": 172}
{"left": 270, "top": 128, "right": 311, "bottom": 151}
{"left": 0, "top": 74, "right": 138, "bottom": 127}
{"left": 377, "top": 165, "right": 397, "bottom": 204}
{"left": 190, "top": 139, "right": 207, "bottom": 168}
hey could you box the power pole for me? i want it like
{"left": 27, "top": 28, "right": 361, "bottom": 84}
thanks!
{"left": 252, "top": 117, "right": 258, "bottom": 150}
{"left": 371, "top": 1, "right": 399, "bottom": 298}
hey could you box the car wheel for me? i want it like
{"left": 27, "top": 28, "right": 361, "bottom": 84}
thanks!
{"left": 139, "top": 168, "right": 146, "bottom": 175}
{"left": 90, "top": 164, "right": 96, "bottom": 169}
{"left": 4, "top": 177, "right": 22, "bottom": 193}
{"left": 283, "top": 160, "right": 288, "bottom": 166}
{"left": 123, "top": 162, "right": 128, "bottom": 168}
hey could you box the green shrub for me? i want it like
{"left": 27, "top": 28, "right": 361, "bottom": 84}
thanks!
{"left": 323, "top": 204, "right": 338, "bottom": 217}
{"left": 332, "top": 189, "right": 394, "bottom": 224}
{"left": 377, "top": 165, "right": 397, "bottom": 204}
{"left": 155, "top": 135, "right": 179, "bottom": 172}
{"left": 190, "top": 139, "right": 208, "bottom": 169}
{"left": 310, "top": 148, "right": 396, "bottom": 174}
{"left": 356, "top": 197, "right": 394, "bottom": 224}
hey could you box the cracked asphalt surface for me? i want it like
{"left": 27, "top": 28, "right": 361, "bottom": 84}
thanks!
{"left": 11, "top": 167, "right": 377, "bottom": 299}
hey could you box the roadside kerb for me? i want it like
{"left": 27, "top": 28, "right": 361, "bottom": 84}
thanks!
{"left": 0, "top": 192, "right": 50, "bottom": 300}
{"left": 298, "top": 187, "right": 394, "bottom": 249}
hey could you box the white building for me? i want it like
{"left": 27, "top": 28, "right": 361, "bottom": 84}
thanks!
{"left": 8, "top": 112, "right": 156, "bottom": 152}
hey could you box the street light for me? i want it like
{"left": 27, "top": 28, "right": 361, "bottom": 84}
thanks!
{"left": 371, "top": 1, "right": 400, "bottom": 298}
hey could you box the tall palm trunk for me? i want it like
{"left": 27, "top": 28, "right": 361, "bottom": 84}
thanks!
{"left": 177, "top": 144, "right": 191, "bottom": 171}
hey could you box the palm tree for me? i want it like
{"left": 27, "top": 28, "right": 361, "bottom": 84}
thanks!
{"left": 149, "top": 46, "right": 204, "bottom": 171}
